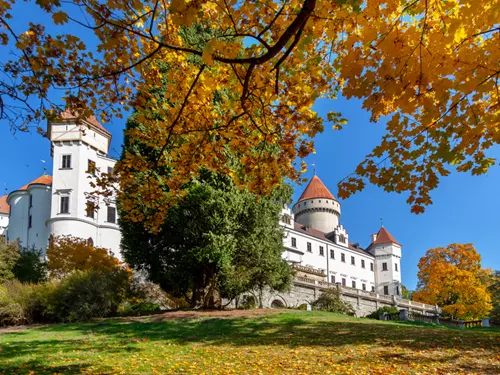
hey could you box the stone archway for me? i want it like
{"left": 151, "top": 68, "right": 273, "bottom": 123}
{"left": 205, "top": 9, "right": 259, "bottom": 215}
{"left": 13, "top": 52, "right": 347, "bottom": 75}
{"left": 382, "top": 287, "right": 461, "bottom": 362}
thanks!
{"left": 270, "top": 299, "right": 285, "bottom": 308}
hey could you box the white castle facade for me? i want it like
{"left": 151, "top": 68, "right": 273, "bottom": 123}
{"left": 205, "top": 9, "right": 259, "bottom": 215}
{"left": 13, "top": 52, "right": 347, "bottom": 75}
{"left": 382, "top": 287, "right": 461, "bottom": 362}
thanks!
{"left": 3, "top": 115, "right": 402, "bottom": 297}
{"left": 279, "top": 175, "right": 402, "bottom": 297}
{"left": 4, "top": 113, "right": 121, "bottom": 259}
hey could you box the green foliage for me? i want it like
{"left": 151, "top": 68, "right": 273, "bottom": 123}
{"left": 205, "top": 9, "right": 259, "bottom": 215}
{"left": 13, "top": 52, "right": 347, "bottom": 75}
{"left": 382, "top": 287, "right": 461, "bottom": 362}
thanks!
{"left": 0, "top": 268, "right": 131, "bottom": 326}
{"left": 488, "top": 270, "right": 500, "bottom": 321}
{"left": 120, "top": 167, "right": 293, "bottom": 309}
{"left": 401, "top": 285, "right": 413, "bottom": 300}
{"left": 12, "top": 246, "right": 48, "bottom": 283}
{"left": 117, "top": 301, "right": 161, "bottom": 317}
{"left": 366, "top": 306, "right": 400, "bottom": 320}
{"left": 239, "top": 295, "right": 257, "bottom": 310}
{"left": 0, "top": 241, "right": 20, "bottom": 281}
{"left": 311, "top": 289, "right": 355, "bottom": 315}
{"left": 48, "top": 269, "right": 131, "bottom": 322}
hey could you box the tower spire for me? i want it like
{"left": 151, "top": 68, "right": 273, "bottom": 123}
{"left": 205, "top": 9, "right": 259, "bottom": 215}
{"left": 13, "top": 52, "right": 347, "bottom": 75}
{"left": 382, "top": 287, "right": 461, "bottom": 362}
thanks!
{"left": 312, "top": 162, "right": 316, "bottom": 175}
{"left": 380, "top": 217, "right": 384, "bottom": 227}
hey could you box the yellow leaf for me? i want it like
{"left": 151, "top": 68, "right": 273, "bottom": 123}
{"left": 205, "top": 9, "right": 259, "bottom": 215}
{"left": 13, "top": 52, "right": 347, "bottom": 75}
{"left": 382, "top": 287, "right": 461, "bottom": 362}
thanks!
{"left": 52, "top": 11, "right": 68, "bottom": 25}
{"left": 453, "top": 25, "right": 466, "bottom": 43}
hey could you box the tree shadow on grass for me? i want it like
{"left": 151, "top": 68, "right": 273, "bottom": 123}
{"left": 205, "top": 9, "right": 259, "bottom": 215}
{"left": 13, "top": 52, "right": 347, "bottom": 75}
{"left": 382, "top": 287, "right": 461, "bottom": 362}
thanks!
{"left": 1, "top": 312, "right": 499, "bottom": 375}
{"left": 0, "top": 360, "right": 106, "bottom": 375}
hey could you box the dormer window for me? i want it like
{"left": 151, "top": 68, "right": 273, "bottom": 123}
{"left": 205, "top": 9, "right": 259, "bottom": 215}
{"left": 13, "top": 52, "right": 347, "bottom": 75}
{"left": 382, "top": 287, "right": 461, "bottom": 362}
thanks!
{"left": 339, "top": 234, "right": 346, "bottom": 243}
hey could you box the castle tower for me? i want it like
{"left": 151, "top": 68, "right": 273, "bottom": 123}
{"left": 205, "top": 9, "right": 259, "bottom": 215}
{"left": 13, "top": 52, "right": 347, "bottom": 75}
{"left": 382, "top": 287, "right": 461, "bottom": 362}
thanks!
{"left": 366, "top": 227, "right": 402, "bottom": 296}
{"left": 46, "top": 111, "right": 122, "bottom": 259}
{"left": 292, "top": 175, "right": 341, "bottom": 234}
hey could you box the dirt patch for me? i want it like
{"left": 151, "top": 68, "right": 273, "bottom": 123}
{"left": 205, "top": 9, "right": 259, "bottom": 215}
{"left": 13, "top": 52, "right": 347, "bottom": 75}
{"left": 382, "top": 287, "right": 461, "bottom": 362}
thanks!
{"left": 0, "top": 309, "right": 284, "bottom": 333}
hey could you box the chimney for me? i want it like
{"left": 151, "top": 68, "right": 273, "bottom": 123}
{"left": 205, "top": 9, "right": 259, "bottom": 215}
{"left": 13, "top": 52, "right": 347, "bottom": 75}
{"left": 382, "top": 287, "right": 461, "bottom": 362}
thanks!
{"left": 370, "top": 233, "right": 377, "bottom": 243}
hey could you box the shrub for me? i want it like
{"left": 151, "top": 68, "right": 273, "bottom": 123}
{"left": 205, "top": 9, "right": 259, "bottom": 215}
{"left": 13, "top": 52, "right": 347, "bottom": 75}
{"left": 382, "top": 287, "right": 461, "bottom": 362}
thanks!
{"left": 240, "top": 295, "right": 257, "bottom": 309}
{"left": 48, "top": 268, "right": 131, "bottom": 322}
{"left": 129, "top": 271, "right": 187, "bottom": 309}
{"left": 366, "top": 306, "right": 400, "bottom": 320}
{"left": 0, "top": 241, "right": 20, "bottom": 282}
{"left": 12, "top": 246, "right": 48, "bottom": 283}
{"left": 311, "top": 289, "right": 355, "bottom": 315}
{"left": 118, "top": 301, "right": 161, "bottom": 316}
{"left": 47, "top": 235, "right": 123, "bottom": 278}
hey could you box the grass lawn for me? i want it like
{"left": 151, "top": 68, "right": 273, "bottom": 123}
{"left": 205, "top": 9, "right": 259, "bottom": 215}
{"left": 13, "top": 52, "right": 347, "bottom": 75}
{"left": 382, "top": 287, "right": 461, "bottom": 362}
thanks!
{"left": 1, "top": 310, "right": 499, "bottom": 375}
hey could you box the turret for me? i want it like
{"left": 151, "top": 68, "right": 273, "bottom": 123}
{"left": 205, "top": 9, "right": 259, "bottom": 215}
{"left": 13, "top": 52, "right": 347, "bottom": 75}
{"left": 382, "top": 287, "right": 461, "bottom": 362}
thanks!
{"left": 292, "top": 175, "right": 341, "bottom": 234}
{"left": 366, "top": 227, "right": 402, "bottom": 296}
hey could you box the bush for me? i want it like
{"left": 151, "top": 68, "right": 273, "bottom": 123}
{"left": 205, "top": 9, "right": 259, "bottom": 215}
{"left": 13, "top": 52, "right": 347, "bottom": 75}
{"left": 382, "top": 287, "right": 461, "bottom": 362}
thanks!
{"left": 0, "top": 241, "right": 20, "bottom": 282}
{"left": 48, "top": 268, "right": 131, "bottom": 322}
{"left": 118, "top": 301, "right": 161, "bottom": 316}
{"left": 366, "top": 306, "right": 400, "bottom": 320}
{"left": 12, "top": 246, "right": 48, "bottom": 283}
{"left": 0, "top": 267, "right": 131, "bottom": 326}
{"left": 311, "top": 289, "right": 355, "bottom": 315}
{"left": 240, "top": 295, "right": 257, "bottom": 309}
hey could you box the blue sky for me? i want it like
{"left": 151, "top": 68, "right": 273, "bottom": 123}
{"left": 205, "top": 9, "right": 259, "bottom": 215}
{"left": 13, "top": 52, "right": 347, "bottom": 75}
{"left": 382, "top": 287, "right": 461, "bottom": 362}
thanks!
{"left": 1, "top": 2, "right": 499, "bottom": 289}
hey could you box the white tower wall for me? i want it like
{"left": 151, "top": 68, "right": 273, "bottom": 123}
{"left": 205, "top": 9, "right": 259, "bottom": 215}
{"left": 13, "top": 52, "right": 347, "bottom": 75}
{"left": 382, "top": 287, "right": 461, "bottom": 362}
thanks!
{"left": 6, "top": 192, "right": 29, "bottom": 244}
{"left": 26, "top": 185, "right": 52, "bottom": 250}
{"left": 293, "top": 198, "right": 341, "bottom": 234}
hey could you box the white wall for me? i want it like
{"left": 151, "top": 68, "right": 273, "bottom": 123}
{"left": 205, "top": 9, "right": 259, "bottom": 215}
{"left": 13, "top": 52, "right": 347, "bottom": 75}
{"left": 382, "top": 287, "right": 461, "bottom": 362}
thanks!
{"left": 370, "top": 243, "right": 402, "bottom": 295}
{"left": 48, "top": 128, "right": 121, "bottom": 259}
{"left": 26, "top": 185, "right": 51, "bottom": 250}
{"left": 6, "top": 192, "right": 29, "bottom": 244}
{"left": 0, "top": 213, "right": 8, "bottom": 236}
{"left": 283, "top": 227, "right": 376, "bottom": 291}
{"left": 293, "top": 198, "right": 341, "bottom": 233}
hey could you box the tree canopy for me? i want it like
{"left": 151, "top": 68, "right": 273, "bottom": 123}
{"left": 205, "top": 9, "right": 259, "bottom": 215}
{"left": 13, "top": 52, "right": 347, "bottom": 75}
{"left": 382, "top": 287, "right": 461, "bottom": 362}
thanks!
{"left": 1, "top": 0, "right": 499, "bottom": 227}
{"left": 413, "top": 243, "right": 492, "bottom": 320}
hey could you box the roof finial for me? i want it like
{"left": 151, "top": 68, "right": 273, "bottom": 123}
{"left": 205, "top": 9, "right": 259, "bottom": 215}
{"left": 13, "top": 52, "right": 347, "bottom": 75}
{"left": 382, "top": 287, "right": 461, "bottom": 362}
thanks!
{"left": 380, "top": 217, "right": 384, "bottom": 228}
{"left": 4, "top": 183, "right": 7, "bottom": 196}
{"left": 41, "top": 160, "right": 46, "bottom": 175}
{"left": 312, "top": 162, "right": 316, "bottom": 175}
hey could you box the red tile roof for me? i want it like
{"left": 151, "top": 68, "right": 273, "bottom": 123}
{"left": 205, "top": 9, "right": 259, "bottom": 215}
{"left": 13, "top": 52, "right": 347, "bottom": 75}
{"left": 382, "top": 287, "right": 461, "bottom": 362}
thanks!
{"left": 297, "top": 175, "right": 335, "bottom": 203}
{"left": 371, "top": 227, "right": 401, "bottom": 246}
{"left": 293, "top": 222, "right": 373, "bottom": 257}
{"left": 0, "top": 195, "right": 9, "bottom": 215}
{"left": 18, "top": 175, "right": 53, "bottom": 191}
{"left": 59, "top": 110, "right": 111, "bottom": 136}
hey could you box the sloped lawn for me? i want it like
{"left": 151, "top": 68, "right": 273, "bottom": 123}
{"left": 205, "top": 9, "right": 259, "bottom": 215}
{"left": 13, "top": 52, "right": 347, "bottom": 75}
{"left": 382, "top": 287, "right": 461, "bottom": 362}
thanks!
{"left": 0, "top": 310, "right": 499, "bottom": 375}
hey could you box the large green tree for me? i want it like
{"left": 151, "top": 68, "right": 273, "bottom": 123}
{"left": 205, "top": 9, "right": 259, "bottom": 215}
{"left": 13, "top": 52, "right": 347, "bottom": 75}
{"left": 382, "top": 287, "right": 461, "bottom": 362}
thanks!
{"left": 120, "top": 167, "right": 293, "bottom": 308}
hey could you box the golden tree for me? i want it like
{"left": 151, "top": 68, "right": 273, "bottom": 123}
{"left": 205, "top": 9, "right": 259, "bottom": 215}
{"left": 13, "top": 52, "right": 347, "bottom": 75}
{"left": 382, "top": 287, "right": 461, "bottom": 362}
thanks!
{"left": 413, "top": 243, "right": 492, "bottom": 320}
{"left": 47, "top": 235, "right": 123, "bottom": 278}
{"left": 1, "top": 0, "right": 499, "bottom": 229}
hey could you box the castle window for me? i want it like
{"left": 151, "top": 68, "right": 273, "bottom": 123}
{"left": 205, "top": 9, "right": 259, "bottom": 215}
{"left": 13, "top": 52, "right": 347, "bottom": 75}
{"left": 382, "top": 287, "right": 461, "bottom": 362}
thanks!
{"left": 384, "top": 285, "right": 389, "bottom": 295}
{"left": 352, "top": 281, "right": 356, "bottom": 288}
{"left": 395, "top": 263, "right": 398, "bottom": 272}
{"left": 396, "top": 286, "right": 400, "bottom": 295}
{"left": 107, "top": 166, "right": 114, "bottom": 177}
{"left": 107, "top": 206, "right": 116, "bottom": 223}
{"left": 339, "top": 234, "right": 346, "bottom": 243}
{"left": 281, "top": 214, "right": 292, "bottom": 225}
{"left": 60, "top": 196, "right": 69, "bottom": 214}
{"left": 371, "top": 286, "right": 375, "bottom": 292}
{"left": 330, "top": 249, "right": 334, "bottom": 259}
{"left": 86, "top": 200, "right": 95, "bottom": 218}
{"left": 331, "top": 275, "right": 335, "bottom": 283}
{"left": 87, "top": 237, "right": 94, "bottom": 246}
{"left": 341, "top": 253, "right": 345, "bottom": 262}
{"left": 29, "top": 194, "right": 33, "bottom": 208}
{"left": 362, "top": 283, "right": 366, "bottom": 291}
{"left": 326, "top": 200, "right": 328, "bottom": 203}
{"left": 318, "top": 200, "right": 321, "bottom": 203}
{"left": 342, "top": 278, "right": 346, "bottom": 286}
{"left": 307, "top": 242, "right": 312, "bottom": 252}
{"left": 351, "top": 256, "right": 355, "bottom": 265}
{"left": 28, "top": 215, "right": 32, "bottom": 228}
{"left": 382, "top": 262, "right": 388, "bottom": 271}
{"left": 61, "top": 154, "right": 72, "bottom": 169}
{"left": 319, "top": 246, "right": 324, "bottom": 256}
{"left": 361, "top": 259, "right": 365, "bottom": 268}
{"left": 370, "top": 262, "right": 374, "bottom": 271}
{"left": 87, "top": 159, "right": 96, "bottom": 176}
{"left": 291, "top": 237, "right": 297, "bottom": 247}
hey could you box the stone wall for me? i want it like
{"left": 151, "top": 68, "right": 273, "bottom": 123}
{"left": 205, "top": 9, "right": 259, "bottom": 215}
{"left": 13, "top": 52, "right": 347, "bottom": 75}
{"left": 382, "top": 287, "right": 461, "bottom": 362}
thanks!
{"left": 262, "top": 277, "right": 440, "bottom": 317}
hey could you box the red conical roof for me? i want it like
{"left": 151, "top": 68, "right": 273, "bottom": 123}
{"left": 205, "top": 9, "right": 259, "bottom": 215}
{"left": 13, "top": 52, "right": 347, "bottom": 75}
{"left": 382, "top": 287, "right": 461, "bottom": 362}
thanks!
{"left": 297, "top": 175, "right": 335, "bottom": 203}
{"left": 0, "top": 195, "right": 9, "bottom": 215}
{"left": 372, "top": 227, "right": 400, "bottom": 246}
{"left": 59, "top": 110, "right": 111, "bottom": 136}
{"left": 18, "top": 175, "right": 53, "bottom": 191}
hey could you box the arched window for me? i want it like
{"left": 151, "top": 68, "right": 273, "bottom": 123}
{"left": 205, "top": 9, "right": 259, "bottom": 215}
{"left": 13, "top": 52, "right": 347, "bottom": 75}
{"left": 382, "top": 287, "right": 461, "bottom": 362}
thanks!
{"left": 87, "top": 237, "right": 94, "bottom": 246}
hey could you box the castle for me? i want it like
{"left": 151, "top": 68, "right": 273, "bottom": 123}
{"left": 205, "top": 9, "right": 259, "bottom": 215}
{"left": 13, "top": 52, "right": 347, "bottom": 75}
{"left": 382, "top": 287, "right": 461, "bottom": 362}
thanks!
{"left": 279, "top": 175, "right": 402, "bottom": 297}
{"left": 3, "top": 112, "right": 121, "bottom": 259}
{"left": 2, "top": 114, "right": 402, "bottom": 298}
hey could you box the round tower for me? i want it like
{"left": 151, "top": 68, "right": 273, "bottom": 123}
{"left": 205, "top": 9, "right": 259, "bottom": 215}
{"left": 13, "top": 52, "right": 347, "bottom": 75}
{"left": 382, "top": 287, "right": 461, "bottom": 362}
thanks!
{"left": 292, "top": 175, "right": 341, "bottom": 233}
